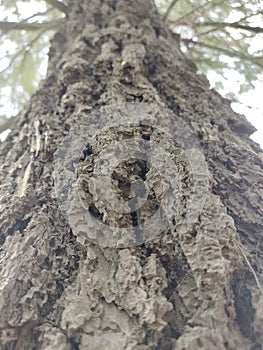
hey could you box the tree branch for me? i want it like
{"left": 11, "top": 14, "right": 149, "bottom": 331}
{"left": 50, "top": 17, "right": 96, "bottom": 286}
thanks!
{"left": 238, "top": 10, "right": 263, "bottom": 23}
{"left": 182, "top": 38, "right": 263, "bottom": 69}
{"left": 169, "top": 0, "right": 228, "bottom": 26}
{"left": 0, "top": 25, "right": 55, "bottom": 77}
{"left": 21, "top": 7, "right": 55, "bottom": 23}
{"left": 45, "top": 0, "right": 68, "bottom": 15}
{"left": 196, "top": 22, "right": 263, "bottom": 34}
{"left": 0, "top": 20, "right": 63, "bottom": 34}
{"left": 163, "top": 0, "right": 180, "bottom": 22}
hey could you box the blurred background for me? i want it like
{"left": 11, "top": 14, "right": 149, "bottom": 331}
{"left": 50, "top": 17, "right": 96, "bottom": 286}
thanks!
{"left": 0, "top": 0, "right": 262, "bottom": 147}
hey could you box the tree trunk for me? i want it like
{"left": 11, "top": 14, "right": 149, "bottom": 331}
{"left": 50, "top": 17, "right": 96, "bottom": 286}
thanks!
{"left": 0, "top": 0, "right": 262, "bottom": 349}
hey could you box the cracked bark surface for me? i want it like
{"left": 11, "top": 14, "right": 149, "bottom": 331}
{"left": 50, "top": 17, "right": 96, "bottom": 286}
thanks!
{"left": 0, "top": 0, "right": 262, "bottom": 349}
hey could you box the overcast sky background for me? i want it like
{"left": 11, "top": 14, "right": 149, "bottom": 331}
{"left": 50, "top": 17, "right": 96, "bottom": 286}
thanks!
{"left": 0, "top": 1, "right": 262, "bottom": 148}
{"left": 208, "top": 71, "right": 263, "bottom": 147}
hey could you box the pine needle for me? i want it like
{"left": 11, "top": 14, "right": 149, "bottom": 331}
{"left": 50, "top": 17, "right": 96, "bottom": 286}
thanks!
{"left": 237, "top": 240, "right": 263, "bottom": 295}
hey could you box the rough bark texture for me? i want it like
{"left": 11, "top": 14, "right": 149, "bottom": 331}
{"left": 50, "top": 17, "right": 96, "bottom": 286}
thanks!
{"left": 0, "top": 0, "right": 262, "bottom": 349}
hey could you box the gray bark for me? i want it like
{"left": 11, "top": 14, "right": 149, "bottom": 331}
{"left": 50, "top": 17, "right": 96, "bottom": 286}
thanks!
{"left": 0, "top": 0, "right": 262, "bottom": 349}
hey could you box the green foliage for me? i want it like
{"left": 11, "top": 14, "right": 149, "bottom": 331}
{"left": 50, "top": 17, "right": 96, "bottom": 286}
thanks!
{"left": 1, "top": 31, "right": 50, "bottom": 110}
{"left": 156, "top": 0, "right": 263, "bottom": 97}
{"left": 0, "top": 0, "right": 65, "bottom": 119}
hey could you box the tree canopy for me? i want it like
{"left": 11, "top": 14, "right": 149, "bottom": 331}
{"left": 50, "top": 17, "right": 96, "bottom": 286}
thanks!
{"left": 0, "top": 0, "right": 262, "bottom": 129}
{"left": 160, "top": 0, "right": 263, "bottom": 95}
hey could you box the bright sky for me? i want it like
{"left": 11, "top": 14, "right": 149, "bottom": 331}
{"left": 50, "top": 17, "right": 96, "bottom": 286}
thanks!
{"left": 207, "top": 9, "right": 263, "bottom": 148}
{"left": 0, "top": 0, "right": 262, "bottom": 149}
{"left": 208, "top": 71, "right": 263, "bottom": 147}
{"left": 232, "top": 82, "right": 263, "bottom": 146}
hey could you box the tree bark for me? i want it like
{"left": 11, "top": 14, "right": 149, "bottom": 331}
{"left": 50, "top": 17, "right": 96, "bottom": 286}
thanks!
{"left": 0, "top": 0, "right": 262, "bottom": 349}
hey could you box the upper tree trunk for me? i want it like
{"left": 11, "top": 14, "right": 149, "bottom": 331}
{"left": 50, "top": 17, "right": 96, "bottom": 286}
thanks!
{"left": 0, "top": 0, "right": 262, "bottom": 349}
